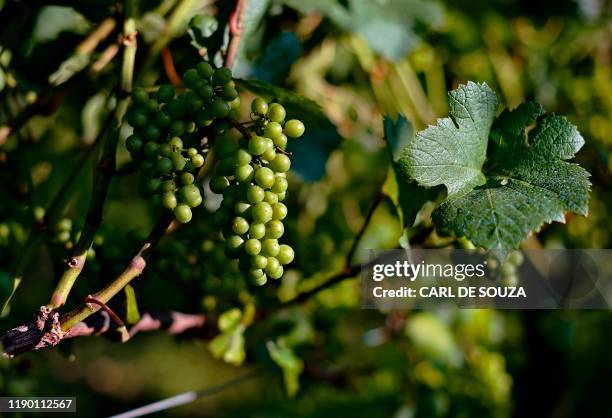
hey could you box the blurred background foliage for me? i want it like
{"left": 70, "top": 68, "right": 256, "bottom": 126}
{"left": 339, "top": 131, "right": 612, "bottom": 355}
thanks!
{"left": 0, "top": 0, "right": 611, "bottom": 417}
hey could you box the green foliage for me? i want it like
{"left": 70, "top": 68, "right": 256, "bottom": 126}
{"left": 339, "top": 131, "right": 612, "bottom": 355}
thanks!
{"left": 399, "top": 82, "right": 591, "bottom": 249}
{"left": 209, "top": 308, "right": 249, "bottom": 366}
{"left": 266, "top": 339, "right": 304, "bottom": 398}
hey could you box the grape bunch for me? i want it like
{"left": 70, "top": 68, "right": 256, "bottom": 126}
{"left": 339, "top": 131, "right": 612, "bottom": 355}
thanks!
{"left": 208, "top": 98, "right": 304, "bottom": 285}
{"left": 124, "top": 60, "right": 241, "bottom": 223}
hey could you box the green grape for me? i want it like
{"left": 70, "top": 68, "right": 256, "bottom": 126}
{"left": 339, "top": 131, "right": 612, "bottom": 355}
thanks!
{"left": 162, "top": 191, "right": 178, "bottom": 209}
{"left": 234, "top": 201, "right": 251, "bottom": 216}
{"left": 179, "top": 184, "right": 202, "bottom": 207}
{"left": 273, "top": 133, "right": 288, "bottom": 149}
{"left": 187, "top": 148, "right": 199, "bottom": 158}
{"left": 215, "top": 157, "right": 235, "bottom": 176}
{"left": 244, "top": 238, "right": 261, "bottom": 255}
{"left": 272, "top": 177, "right": 288, "bottom": 193}
{"left": 265, "top": 220, "right": 284, "bottom": 239}
{"left": 248, "top": 136, "right": 267, "bottom": 155}
{"left": 166, "top": 98, "right": 187, "bottom": 119}
{"left": 284, "top": 119, "right": 305, "bottom": 138}
{"left": 211, "top": 99, "right": 231, "bottom": 117}
{"left": 277, "top": 192, "right": 286, "bottom": 201}
{"left": 232, "top": 217, "right": 250, "bottom": 235}
{"left": 169, "top": 136, "right": 183, "bottom": 150}
{"left": 246, "top": 185, "right": 265, "bottom": 203}
{"left": 265, "top": 257, "right": 281, "bottom": 276}
{"left": 210, "top": 175, "right": 230, "bottom": 193}
{"left": 212, "top": 67, "right": 232, "bottom": 86}
{"left": 252, "top": 254, "right": 268, "bottom": 269}
{"left": 191, "top": 154, "right": 205, "bottom": 167}
{"left": 156, "top": 85, "right": 175, "bottom": 103}
{"left": 226, "top": 235, "right": 244, "bottom": 253}
{"left": 262, "top": 147, "right": 276, "bottom": 162}
{"left": 158, "top": 143, "right": 173, "bottom": 157}
{"left": 126, "top": 135, "right": 144, "bottom": 153}
{"left": 197, "top": 84, "right": 214, "bottom": 102}
{"left": 277, "top": 244, "right": 294, "bottom": 265}
{"left": 264, "top": 122, "right": 283, "bottom": 139}
{"left": 162, "top": 179, "right": 176, "bottom": 192}
{"left": 268, "top": 265, "right": 283, "bottom": 280}
{"left": 221, "top": 85, "right": 238, "bottom": 101}
{"left": 181, "top": 172, "right": 194, "bottom": 185}
{"left": 156, "top": 157, "right": 174, "bottom": 175}
{"left": 252, "top": 202, "right": 273, "bottom": 223}
{"left": 196, "top": 61, "right": 214, "bottom": 79}
{"left": 268, "top": 103, "right": 286, "bottom": 123}
{"left": 171, "top": 153, "right": 187, "bottom": 171}
{"left": 132, "top": 88, "right": 150, "bottom": 106}
{"left": 264, "top": 191, "right": 278, "bottom": 205}
{"left": 254, "top": 167, "right": 275, "bottom": 189}
{"left": 249, "top": 222, "right": 266, "bottom": 239}
{"left": 183, "top": 69, "right": 201, "bottom": 89}
{"left": 235, "top": 164, "right": 254, "bottom": 182}
{"left": 174, "top": 204, "right": 193, "bottom": 223}
{"left": 146, "top": 178, "right": 163, "bottom": 194}
{"left": 251, "top": 97, "right": 268, "bottom": 115}
{"left": 250, "top": 269, "right": 267, "bottom": 285}
{"left": 170, "top": 120, "right": 186, "bottom": 136}
{"left": 269, "top": 154, "right": 291, "bottom": 173}
{"left": 143, "top": 125, "right": 161, "bottom": 141}
{"left": 235, "top": 148, "right": 252, "bottom": 166}
{"left": 272, "top": 203, "right": 287, "bottom": 220}
{"left": 154, "top": 110, "right": 172, "bottom": 127}
{"left": 262, "top": 239, "right": 280, "bottom": 256}
{"left": 129, "top": 109, "right": 148, "bottom": 127}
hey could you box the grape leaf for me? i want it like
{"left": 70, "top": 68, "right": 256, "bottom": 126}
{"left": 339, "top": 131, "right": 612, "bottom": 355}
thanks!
{"left": 398, "top": 82, "right": 590, "bottom": 249}
{"left": 267, "top": 339, "right": 304, "bottom": 398}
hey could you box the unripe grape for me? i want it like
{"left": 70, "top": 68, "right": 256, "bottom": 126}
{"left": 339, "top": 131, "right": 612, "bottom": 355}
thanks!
{"left": 234, "top": 201, "right": 251, "bottom": 216}
{"left": 196, "top": 61, "right": 214, "bottom": 79}
{"left": 179, "top": 184, "right": 201, "bottom": 207}
{"left": 226, "top": 235, "right": 244, "bottom": 252}
{"left": 229, "top": 97, "right": 241, "bottom": 110}
{"left": 235, "top": 164, "right": 254, "bottom": 182}
{"left": 171, "top": 153, "right": 187, "bottom": 171}
{"left": 273, "top": 134, "right": 288, "bottom": 149}
{"left": 212, "top": 67, "right": 232, "bottom": 86}
{"left": 146, "top": 178, "right": 163, "bottom": 194}
{"left": 156, "top": 85, "right": 175, "bottom": 103}
{"left": 126, "top": 135, "right": 144, "bottom": 153}
{"left": 156, "top": 157, "right": 174, "bottom": 175}
{"left": 186, "top": 95, "right": 204, "bottom": 112}
{"left": 265, "top": 220, "right": 284, "bottom": 239}
{"left": 211, "top": 98, "right": 231, "bottom": 117}
{"left": 249, "top": 222, "right": 266, "bottom": 239}
{"left": 166, "top": 98, "right": 187, "bottom": 119}
{"left": 232, "top": 217, "right": 250, "bottom": 235}
{"left": 268, "top": 264, "right": 283, "bottom": 279}
{"left": 129, "top": 109, "right": 148, "bottom": 127}
{"left": 269, "top": 154, "right": 291, "bottom": 172}
{"left": 181, "top": 172, "right": 194, "bottom": 185}
{"left": 248, "top": 136, "right": 267, "bottom": 155}
{"left": 235, "top": 148, "right": 252, "bottom": 166}
{"left": 272, "top": 203, "right": 288, "bottom": 220}
{"left": 131, "top": 87, "right": 149, "bottom": 106}
{"left": 154, "top": 110, "right": 172, "bottom": 127}
{"left": 159, "top": 143, "right": 173, "bottom": 157}
{"left": 262, "top": 147, "right": 276, "bottom": 162}
{"left": 284, "top": 119, "right": 305, "bottom": 138}
{"left": 255, "top": 167, "right": 275, "bottom": 189}
{"left": 252, "top": 202, "right": 273, "bottom": 223}
{"left": 197, "top": 84, "right": 214, "bottom": 102}
{"left": 277, "top": 244, "right": 294, "bottom": 265}
{"left": 277, "top": 192, "right": 286, "bottom": 201}
{"left": 215, "top": 157, "right": 235, "bottom": 176}
{"left": 191, "top": 154, "right": 205, "bottom": 167}
{"left": 162, "top": 191, "right": 178, "bottom": 209}
{"left": 262, "top": 239, "right": 280, "bottom": 256}
{"left": 268, "top": 103, "right": 286, "bottom": 123}
{"left": 143, "top": 142, "right": 159, "bottom": 160}
{"left": 250, "top": 269, "right": 267, "bottom": 285}
{"left": 187, "top": 148, "right": 199, "bottom": 158}
{"left": 170, "top": 120, "right": 186, "bottom": 136}
{"left": 244, "top": 238, "right": 262, "bottom": 255}
{"left": 221, "top": 85, "right": 238, "bottom": 101}
{"left": 271, "top": 177, "right": 288, "bottom": 193}
{"left": 265, "top": 257, "right": 281, "bottom": 276}
{"left": 264, "top": 191, "right": 278, "bottom": 205}
{"left": 252, "top": 254, "right": 268, "bottom": 269}
{"left": 209, "top": 175, "right": 229, "bottom": 193}
{"left": 162, "top": 179, "right": 176, "bottom": 192}
{"left": 169, "top": 136, "right": 183, "bottom": 150}
{"left": 264, "top": 122, "right": 283, "bottom": 139}
{"left": 251, "top": 98, "right": 268, "bottom": 115}
{"left": 183, "top": 69, "right": 201, "bottom": 89}
{"left": 247, "top": 185, "right": 265, "bottom": 203}
{"left": 174, "top": 204, "right": 193, "bottom": 223}
{"left": 143, "top": 125, "right": 161, "bottom": 141}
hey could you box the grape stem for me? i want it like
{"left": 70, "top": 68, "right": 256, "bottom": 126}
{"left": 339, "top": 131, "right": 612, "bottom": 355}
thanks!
{"left": 47, "top": 4, "right": 139, "bottom": 309}
{"left": 225, "top": 0, "right": 248, "bottom": 69}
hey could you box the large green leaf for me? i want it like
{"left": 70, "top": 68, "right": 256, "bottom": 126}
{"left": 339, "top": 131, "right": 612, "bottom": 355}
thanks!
{"left": 399, "top": 82, "right": 590, "bottom": 249}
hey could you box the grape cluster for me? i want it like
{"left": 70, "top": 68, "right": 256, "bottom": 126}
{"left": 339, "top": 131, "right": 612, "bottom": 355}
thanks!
{"left": 124, "top": 60, "right": 240, "bottom": 223}
{"left": 209, "top": 98, "right": 304, "bottom": 285}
